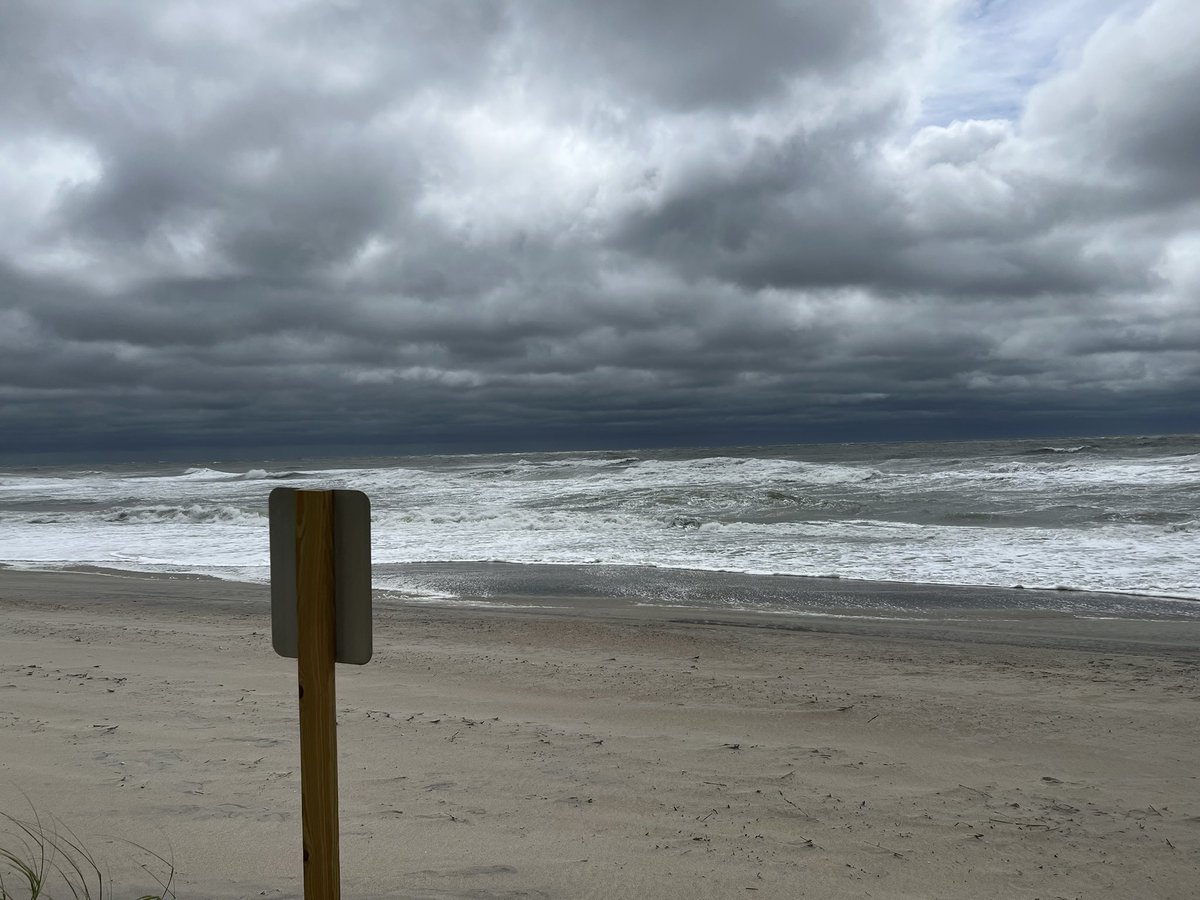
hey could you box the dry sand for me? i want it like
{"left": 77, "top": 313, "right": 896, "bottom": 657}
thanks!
{"left": 1, "top": 566, "right": 1198, "bottom": 898}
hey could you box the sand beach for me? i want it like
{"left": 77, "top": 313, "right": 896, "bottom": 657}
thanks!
{"left": 1, "top": 566, "right": 1198, "bottom": 898}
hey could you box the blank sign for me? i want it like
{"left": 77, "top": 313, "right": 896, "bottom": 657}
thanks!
{"left": 269, "top": 487, "right": 372, "bottom": 665}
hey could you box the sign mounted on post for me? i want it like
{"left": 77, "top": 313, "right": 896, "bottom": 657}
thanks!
{"left": 269, "top": 487, "right": 372, "bottom": 665}
{"left": 269, "top": 487, "right": 373, "bottom": 900}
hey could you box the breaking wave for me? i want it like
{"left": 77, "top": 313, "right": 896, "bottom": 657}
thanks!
{"left": 175, "top": 467, "right": 312, "bottom": 482}
{"left": 107, "top": 504, "right": 263, "bottom": 525}
{"left": 1023, "top": 445, "right": 1097, "bottom": 455}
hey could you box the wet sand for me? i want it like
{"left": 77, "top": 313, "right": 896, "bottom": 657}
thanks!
{"left": 1, "top": 567, "right": 1198, "bottom": 898}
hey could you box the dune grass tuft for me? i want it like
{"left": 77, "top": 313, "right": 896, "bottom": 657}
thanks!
{"left": 0, "top": 808, "right": 174, "bottom": 900}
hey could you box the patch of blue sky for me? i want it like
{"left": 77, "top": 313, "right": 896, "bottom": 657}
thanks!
{"left": 918, "top": 0, "right": 1149, "bottom": 127}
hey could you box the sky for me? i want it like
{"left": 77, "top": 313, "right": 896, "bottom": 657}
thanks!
{"left": 1, "top": 0, "right": 1198, "bottom": 459}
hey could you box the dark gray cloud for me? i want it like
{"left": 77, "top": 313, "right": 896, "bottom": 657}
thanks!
{"left": 0, "top": 0, "right": 1197, "bottom": 458}
{"left": 515, "top": 0, "right": 891, "bottom": 111}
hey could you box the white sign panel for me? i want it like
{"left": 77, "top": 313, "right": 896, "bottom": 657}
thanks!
{"left": 269, "top": 487, "right": 372, "bottom": 665}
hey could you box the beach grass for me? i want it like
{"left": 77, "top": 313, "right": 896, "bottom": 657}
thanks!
{"left": 0, "top": 808, "right": 174, "bottom": 900}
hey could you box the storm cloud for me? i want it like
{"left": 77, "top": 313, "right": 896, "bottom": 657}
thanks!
{"left": 1, "top": 0, "right": 1197, "bottom": 457}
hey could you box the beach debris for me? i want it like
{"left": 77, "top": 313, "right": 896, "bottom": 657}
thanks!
{"left": 777, "top": 791, "right": 810, "bottom": 817}
{"left": 989, "top": 817, "right": 1057, "bottom": 829}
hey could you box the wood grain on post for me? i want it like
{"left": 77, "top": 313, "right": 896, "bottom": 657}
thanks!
{"left": 296, "top": 490, "right": 340, "bottom": 900}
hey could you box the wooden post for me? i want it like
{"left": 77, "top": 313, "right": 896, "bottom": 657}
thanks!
{"left": 295, "top": 490, "right": 340, "bottom": 900}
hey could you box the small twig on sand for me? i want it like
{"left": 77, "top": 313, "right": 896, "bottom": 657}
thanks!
{"left": 778, "top": 790, "right": 812, "bottom": 819}
{"left": 989, "top": 817, "right": 1057, "bottom": 829}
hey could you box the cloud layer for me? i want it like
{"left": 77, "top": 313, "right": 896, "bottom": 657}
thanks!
{"left": 1, "top": 0, "right": 1197, "bottom": 455}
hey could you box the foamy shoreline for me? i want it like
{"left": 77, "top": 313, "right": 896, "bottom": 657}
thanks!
{"left": 5, "top": 436, "right": 1198, "bottom": 603}
{"left": 2, "top": 567, "right": 1198, "bottom": 897}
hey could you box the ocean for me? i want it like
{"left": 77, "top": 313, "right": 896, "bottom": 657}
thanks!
{"left": 1, "top": 434, "right": 1197, "bottom": 618}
